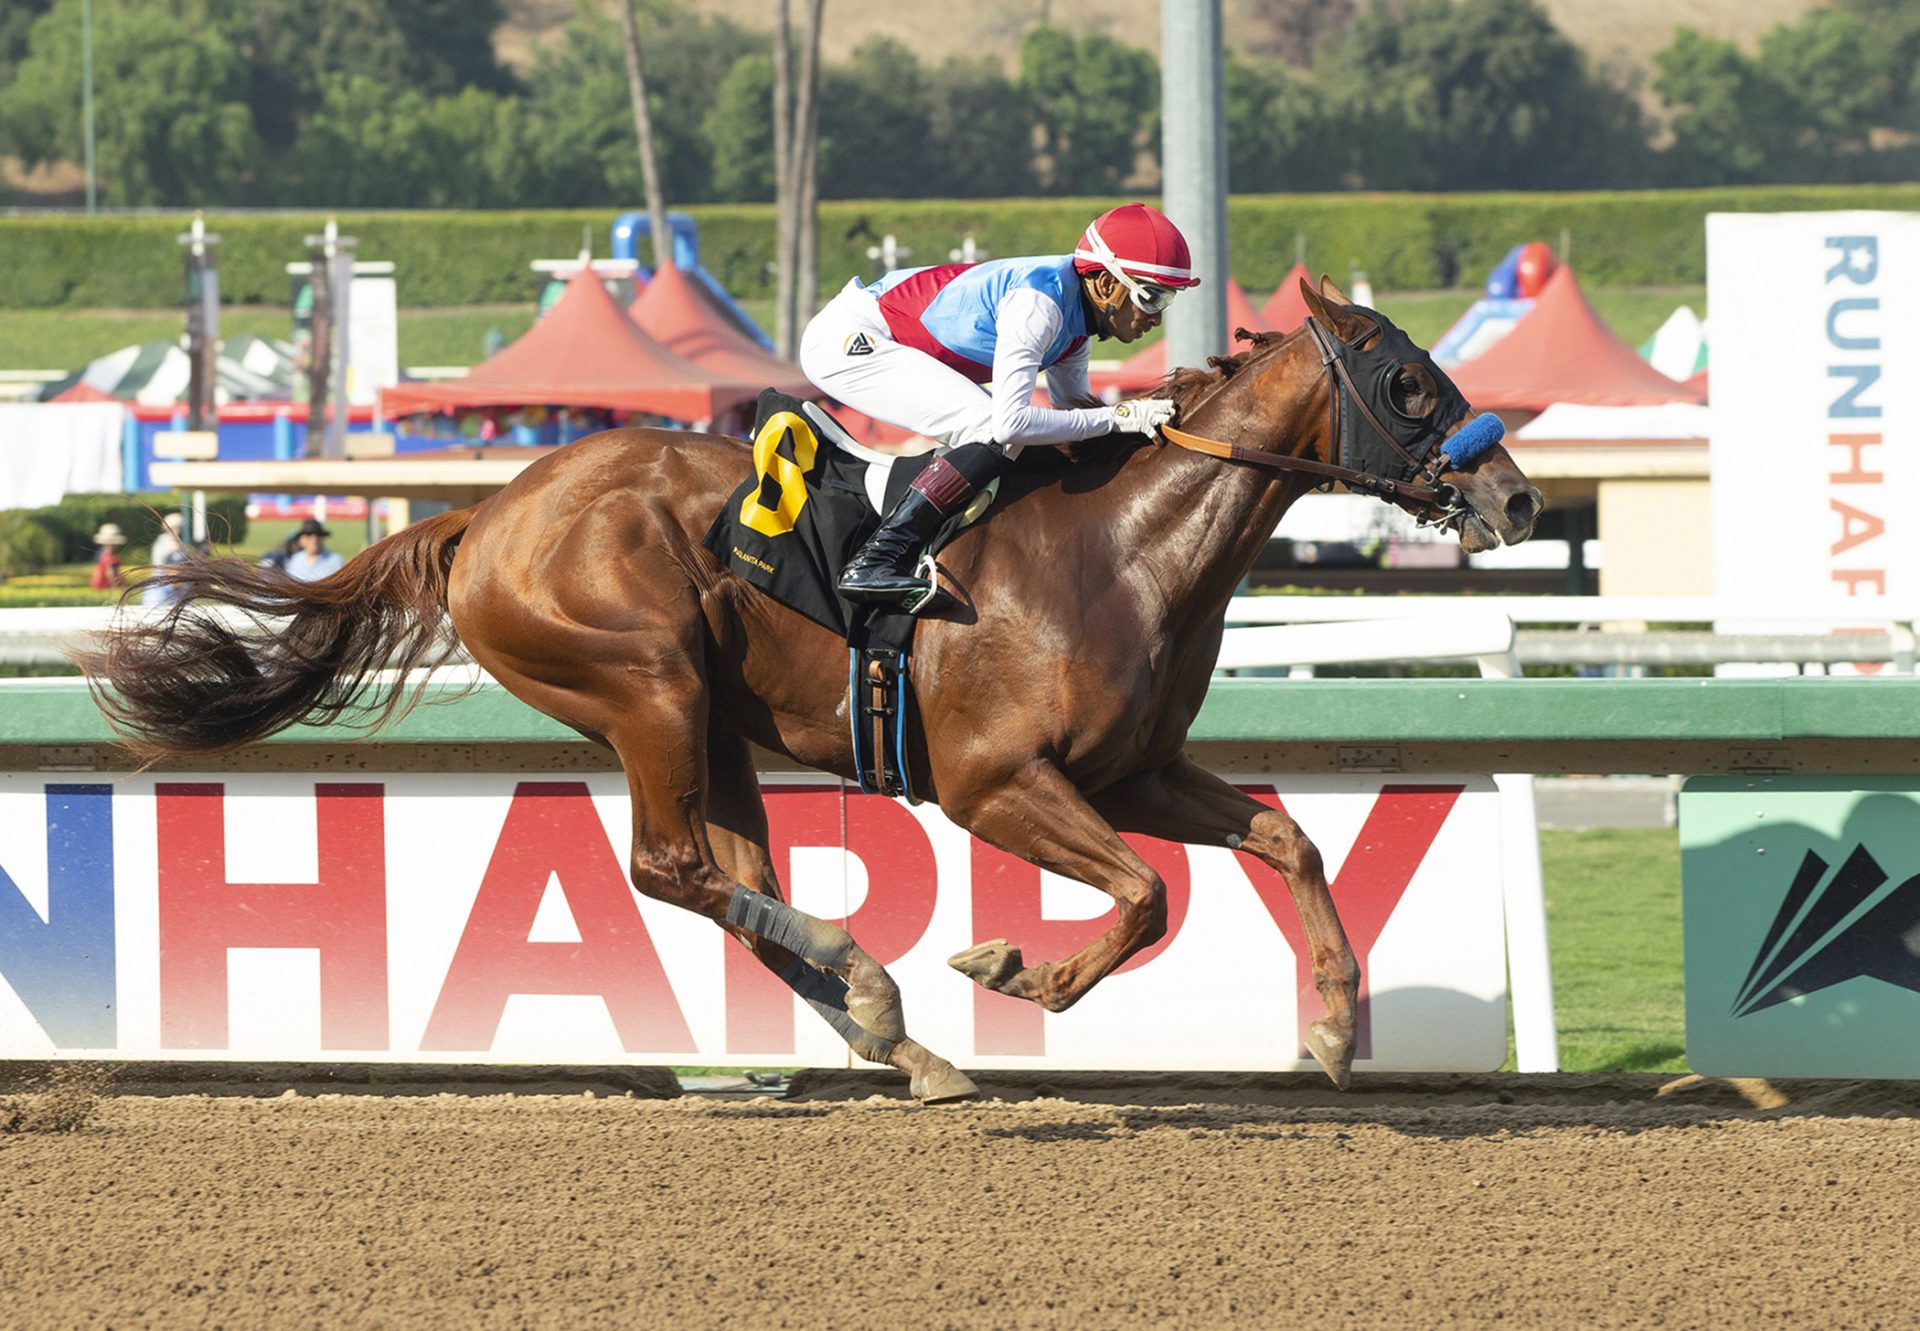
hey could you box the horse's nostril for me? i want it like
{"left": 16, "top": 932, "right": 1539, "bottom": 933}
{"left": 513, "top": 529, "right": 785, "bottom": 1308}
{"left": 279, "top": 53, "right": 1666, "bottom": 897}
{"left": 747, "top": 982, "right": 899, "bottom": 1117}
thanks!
{"left": 1506, "top": 489, "right": 1539, "bottom": 529}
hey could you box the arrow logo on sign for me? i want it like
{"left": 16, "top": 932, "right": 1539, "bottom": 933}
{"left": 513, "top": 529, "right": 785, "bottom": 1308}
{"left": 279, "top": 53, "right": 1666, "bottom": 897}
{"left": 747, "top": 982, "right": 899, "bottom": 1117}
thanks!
{"left": 1733, "top": 844, "right": 1920, "bottom": 1017}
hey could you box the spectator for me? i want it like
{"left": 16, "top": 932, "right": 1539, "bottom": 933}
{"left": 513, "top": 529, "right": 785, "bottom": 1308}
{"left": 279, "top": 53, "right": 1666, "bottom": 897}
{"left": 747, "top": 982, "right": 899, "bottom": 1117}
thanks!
{"left": 258, "top": 532, "right": 300, "bottom": 573}
{"left": 89, "top": 524, "right": 127, "bottom": 590}
{"left": 284, "top": 518, "right": 345, "bottom": 582}
{"left": 140, "top": 513, "right": 190, "bottom": 607}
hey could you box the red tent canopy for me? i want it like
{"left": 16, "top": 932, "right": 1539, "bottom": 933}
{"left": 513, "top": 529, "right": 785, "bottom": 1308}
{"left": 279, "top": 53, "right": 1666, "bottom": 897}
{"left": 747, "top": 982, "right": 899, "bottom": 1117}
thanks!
{"left": 1259, "top": 262, "right": 1314, "bottom": 333}
{"left": 1094, "top": 278, "right": 1268, "bottom": 392}
{"left": 1450, "top": 266, "right": 1706, "bottom": 411}
{"left": 382, "top": 268, "right": 756, "bottom": 422}
{"left": 627, "top": 262, "right": 813, "bottom": 399}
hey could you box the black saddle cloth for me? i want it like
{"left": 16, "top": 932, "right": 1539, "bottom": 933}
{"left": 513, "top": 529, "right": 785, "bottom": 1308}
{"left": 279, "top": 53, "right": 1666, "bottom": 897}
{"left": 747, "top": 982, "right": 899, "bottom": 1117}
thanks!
{"left": 703, "top": 389, "right": 937, "bottom": 653}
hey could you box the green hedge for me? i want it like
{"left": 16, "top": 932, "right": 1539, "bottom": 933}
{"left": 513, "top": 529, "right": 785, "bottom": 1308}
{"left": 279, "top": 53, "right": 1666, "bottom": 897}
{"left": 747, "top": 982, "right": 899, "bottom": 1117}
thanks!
{"left": 8, "top": 184, "right": 1920, "bottom": 309}
{"left": 0, "top": 493, "right": 249, "bottom": 573}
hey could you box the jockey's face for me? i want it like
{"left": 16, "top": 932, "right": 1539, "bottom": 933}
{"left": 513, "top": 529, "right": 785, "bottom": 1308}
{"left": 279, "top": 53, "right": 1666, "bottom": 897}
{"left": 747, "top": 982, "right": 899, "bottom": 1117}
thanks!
{"left": 1084, "top": 272, "right": 1161, "bottom": 344}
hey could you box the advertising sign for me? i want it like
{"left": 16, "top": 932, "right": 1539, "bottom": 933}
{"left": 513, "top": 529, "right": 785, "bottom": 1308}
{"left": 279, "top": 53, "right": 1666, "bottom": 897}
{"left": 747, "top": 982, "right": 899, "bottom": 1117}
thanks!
{"left": 1708, "top": 212, "right": 1920, "bottom": 608}
{"left": 0, "top": 772, "right": 1509, "bottom": 1072}
{"left": 1682, "top": 776, "right": 1920, "bottom": 1077}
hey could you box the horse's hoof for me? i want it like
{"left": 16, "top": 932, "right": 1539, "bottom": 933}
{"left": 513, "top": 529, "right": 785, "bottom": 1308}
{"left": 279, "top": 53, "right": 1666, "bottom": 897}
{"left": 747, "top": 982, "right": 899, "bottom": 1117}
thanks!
{"left": 1306, "top": 1021, "right": 1353, "bottom": 1090}
{"left": 911, "top": 1061, "right": 980, "bottom": 1104}
{"left": 949, "top": 939, "right": 1023, "bottom": 991}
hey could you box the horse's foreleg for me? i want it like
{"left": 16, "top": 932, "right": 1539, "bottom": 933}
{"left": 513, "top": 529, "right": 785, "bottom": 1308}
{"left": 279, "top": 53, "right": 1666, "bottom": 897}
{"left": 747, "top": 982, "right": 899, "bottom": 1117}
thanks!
{"left": 699, "top": 729, "right": 976, "bottom": 1102}
{"left": 1089, "top": 755, "right": 1358, "bottom": 1089}
{"left": 945, "top": 761, "right": 1168, "bottom": 1012}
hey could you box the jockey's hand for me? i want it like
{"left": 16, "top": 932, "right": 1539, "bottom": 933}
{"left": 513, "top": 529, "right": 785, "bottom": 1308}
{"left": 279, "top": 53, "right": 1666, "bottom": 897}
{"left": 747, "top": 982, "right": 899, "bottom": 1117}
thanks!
{"left": 1112, "top": 398, "right": 1178, "bottom": 436}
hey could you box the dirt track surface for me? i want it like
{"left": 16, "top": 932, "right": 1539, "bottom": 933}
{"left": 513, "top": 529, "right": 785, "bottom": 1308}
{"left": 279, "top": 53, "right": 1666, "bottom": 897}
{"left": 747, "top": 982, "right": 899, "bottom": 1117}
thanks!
{"left": 3, "top": 1071, "right": 1918, "bottom": 1329}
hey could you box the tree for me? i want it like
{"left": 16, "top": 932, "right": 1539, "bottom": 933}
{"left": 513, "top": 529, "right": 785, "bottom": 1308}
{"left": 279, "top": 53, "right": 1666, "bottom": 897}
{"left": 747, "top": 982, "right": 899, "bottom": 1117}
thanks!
{"left": 1018, "top": 25, "right": 1158, "bottom": 195}
{"left": 1652, "top": 29, "right": 1795, "bottom": 184}
{"left": 618, "top": 0, "right": 670, "bottom": 267}
{"left": 771, "top": 0, "right": 825, "bottom": 358}
{"left": 235, "top": 0, "right": 510, "bottom": 153}
{"left": 926, "top": 57, "right": 1037, "bottom": 198}
{"left": 1242, "top": 0, "right": 1355, "bottom": 68}
{"left": 1224, "top": 54, "right": 1343, "bottom": 192}
{"left": 704, "top": 54, "right": 777, "bottom": 202}
{"left": 521, "top": 6, "right": 761, "bottom": 207}
{"left": 0, "top": 0, "right": 259, "bottom": 205}
{"left": 1323, "top": 0, "right": 1647, "bottom": 190}
{"left": 818, "top": 38, "right": 933, "bottom": 199}
{"left": 1756, "top": 11, "right": 1891, "bottom": 158}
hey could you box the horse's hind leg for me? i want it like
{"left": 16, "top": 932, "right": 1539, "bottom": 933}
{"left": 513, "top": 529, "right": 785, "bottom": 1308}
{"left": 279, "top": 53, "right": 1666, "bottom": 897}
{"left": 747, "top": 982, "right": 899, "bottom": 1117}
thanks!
{"left": 673, "top": 722, "right": 977, "bottom": 1102}
{"left": 1089, "top": 754, "right": 1358, "bottom": 1088}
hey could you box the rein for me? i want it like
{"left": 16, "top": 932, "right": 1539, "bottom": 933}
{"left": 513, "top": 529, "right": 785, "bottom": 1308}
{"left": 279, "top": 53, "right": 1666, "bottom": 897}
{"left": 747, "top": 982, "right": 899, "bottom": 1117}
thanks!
{"left": 1157, "top": 315, "right": 1497, "bottom": 522}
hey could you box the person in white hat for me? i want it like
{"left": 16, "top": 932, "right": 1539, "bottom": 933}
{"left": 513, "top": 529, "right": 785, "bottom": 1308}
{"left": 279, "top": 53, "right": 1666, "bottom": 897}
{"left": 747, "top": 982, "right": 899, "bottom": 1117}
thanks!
{"left": 89, "top": 523, "right": 127, "bottom": 590}
{"left": 799, "top": 202, "right": 1199, "bottom": 606}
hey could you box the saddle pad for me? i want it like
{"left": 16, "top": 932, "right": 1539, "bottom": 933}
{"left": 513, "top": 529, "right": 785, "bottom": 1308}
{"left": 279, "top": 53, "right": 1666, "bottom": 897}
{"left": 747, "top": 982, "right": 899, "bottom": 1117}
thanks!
{"left": 704, "top": 389, "right": 935, "bottom": 646}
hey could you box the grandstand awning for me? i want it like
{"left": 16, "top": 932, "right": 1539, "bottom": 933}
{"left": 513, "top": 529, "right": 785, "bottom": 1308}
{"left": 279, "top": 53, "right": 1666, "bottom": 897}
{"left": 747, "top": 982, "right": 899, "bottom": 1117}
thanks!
{"left": 1450, "top": 266, "right": 1706, "bottom": 411}
{"left": 627, "top": 262, "right": 814, "bottom": 399}
{"left": 382, "top": 268, "right": 757, "bottom": 422}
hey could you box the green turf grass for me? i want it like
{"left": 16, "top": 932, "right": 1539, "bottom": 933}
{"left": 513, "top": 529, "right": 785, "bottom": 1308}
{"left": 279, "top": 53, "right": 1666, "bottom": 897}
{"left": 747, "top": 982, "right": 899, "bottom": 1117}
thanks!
{"left": 1536, "top": 826, "right": 1686, "bottom": 1073}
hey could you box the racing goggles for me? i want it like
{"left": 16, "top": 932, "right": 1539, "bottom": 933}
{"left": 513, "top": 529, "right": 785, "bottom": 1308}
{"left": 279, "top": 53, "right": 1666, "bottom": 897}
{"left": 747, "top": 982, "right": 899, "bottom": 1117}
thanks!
{"left": 1079, "top": 224, "right": 1182, "bottom": 315}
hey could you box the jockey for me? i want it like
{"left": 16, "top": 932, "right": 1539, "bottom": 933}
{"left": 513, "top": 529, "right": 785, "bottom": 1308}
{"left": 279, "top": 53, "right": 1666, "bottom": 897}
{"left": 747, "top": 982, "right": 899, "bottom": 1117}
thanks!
{"left": 799, "top": 202, "right": 1198, "bottom": 606}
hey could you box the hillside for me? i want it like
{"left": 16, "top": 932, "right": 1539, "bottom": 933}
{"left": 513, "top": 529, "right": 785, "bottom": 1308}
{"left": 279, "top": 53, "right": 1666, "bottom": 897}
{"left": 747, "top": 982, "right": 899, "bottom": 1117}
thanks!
{"left": 496, "top": 0, "right": 1823, "bottom": 79}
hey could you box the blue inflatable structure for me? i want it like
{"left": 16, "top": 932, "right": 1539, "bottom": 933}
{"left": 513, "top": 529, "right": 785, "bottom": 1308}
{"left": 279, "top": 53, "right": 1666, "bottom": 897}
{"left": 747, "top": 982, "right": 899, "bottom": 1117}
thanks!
{"left": 611, "top": 211, "right": 773, "bottom": 351}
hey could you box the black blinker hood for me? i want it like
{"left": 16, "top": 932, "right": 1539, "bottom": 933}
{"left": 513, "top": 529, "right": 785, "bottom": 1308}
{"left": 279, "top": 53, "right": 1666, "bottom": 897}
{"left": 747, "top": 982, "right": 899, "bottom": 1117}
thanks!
{"left": 1329, "top": 306, "right": 1470, "bottom": 486}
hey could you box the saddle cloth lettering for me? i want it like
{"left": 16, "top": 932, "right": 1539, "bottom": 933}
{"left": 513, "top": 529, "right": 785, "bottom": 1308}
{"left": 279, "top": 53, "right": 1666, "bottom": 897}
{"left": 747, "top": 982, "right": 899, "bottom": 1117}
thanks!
{"left": 704, "top": 390, "right": 933, "bottom": 641}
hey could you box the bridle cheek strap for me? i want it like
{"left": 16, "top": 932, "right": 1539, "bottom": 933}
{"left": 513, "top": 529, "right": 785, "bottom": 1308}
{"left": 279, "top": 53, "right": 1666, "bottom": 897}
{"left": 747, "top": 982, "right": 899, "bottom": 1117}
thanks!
{"left": 1157, "top": 422, "right": 1445, "bottom": 506}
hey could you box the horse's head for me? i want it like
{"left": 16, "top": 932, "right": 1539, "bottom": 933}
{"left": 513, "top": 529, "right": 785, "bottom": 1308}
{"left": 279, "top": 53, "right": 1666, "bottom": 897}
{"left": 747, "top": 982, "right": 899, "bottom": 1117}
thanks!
{"left": 1293, "top": 276, "right": 1541, "bottom": 552}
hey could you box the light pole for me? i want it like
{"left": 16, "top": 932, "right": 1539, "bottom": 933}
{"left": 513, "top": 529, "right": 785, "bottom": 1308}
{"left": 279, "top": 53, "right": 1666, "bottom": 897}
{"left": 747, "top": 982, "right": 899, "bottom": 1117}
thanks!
{"left": 1160, "top": 0, "right": 1228, "bottom": 371}
{"left": 81, "top": 0, "right": 97, "bottom": 213}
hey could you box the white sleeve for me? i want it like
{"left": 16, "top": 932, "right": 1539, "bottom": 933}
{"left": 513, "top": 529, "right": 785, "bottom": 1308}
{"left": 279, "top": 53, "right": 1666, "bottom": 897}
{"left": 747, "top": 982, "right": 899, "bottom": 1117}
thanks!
{"left": 990, "top": 288, "right": 1116, "bottom": 446}
{"left": 1045, "top": 339, "right": 1094, "bottom": 406}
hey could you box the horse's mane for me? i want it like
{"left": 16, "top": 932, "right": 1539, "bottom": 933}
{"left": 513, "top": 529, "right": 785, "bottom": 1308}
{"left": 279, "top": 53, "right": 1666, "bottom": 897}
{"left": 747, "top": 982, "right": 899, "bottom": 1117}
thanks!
{"left": 1155, "top": 325, "right": 1299, "bottom": 416}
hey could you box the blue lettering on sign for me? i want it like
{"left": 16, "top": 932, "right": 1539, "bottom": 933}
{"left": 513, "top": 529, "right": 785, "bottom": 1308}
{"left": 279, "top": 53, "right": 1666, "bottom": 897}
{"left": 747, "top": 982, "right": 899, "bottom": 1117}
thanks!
{"left": 0, "top": 785, "right": 116, "bottom": 1047}
{"left": 1828, "top": 365, "right": 1883, "bottom": 418}
{"left": 1826, "top": 298, "right": 1881, "bottom": 352}
{"left": 1825, "top": 236, "right": 1879, "bottom": 285}
{"left": 1825, "top": 239, "right": 1883, "bottom": 420}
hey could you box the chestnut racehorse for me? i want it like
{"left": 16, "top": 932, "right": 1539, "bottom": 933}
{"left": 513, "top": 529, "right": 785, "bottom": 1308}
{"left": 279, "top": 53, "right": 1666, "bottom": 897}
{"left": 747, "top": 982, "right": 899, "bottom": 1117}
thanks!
{"left": 82, "top": 279, "right": 1540, "bottom": 1101}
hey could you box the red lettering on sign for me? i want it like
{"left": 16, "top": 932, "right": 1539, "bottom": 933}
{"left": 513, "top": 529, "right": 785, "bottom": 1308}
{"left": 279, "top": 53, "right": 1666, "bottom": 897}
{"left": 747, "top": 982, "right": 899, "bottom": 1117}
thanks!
{"left": 1828, "top": 433, "right": 1883, "bottom": 485}
{"left": 725, "top": 787, "right": 938, "bottom": 1055}
{"left": 157, "top": 782, "right": 388, "bottom": 1050}
{"left": 1830, "top": 498, "right": 1886, "bottom": 558}
{"left": 1234, "top": 784, "right": 1461, "bottom": 1060}
{"left": 969, "top": 835, "right": 1191, "bottom": 1056}
{"left": 420, "top": 782, "right": 693, "bottom": 1052}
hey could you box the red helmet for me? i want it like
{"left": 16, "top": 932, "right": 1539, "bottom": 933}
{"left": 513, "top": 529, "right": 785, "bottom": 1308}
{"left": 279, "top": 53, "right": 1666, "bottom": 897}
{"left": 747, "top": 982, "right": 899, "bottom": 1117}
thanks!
{"left": 1072, "top": 203, "right": 1201, "bottom": 290}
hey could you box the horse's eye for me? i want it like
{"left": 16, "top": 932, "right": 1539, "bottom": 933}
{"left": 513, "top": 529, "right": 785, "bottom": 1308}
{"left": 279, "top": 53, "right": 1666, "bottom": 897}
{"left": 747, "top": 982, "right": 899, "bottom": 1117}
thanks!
{"left": 1391, "top": 369, "right": 1430, "bottom": 415}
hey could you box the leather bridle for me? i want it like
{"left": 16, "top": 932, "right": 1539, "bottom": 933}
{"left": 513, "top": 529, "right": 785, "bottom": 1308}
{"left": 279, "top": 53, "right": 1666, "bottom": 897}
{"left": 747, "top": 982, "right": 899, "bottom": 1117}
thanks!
{"left": 1159, "top": 315, "right": 1474, "bottom": 528}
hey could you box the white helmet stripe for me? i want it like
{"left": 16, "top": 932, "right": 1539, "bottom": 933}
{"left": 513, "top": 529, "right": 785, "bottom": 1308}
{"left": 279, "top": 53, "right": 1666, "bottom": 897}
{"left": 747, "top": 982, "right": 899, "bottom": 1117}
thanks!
{"left": 1071, "top": 248, "right": 1193, "bottom": 281}
{"left": 1074, "top": 220, "right": 1193, "bottom": 282}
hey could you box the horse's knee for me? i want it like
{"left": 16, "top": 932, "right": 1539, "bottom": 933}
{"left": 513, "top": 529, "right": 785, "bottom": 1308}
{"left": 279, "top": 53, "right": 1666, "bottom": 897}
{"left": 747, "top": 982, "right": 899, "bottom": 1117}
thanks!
{"left": 1250, "top": 809, "right": 1325, "bottom": 883}
{"left": 1116, "top": 871, "right": 1168, "bottom": 948}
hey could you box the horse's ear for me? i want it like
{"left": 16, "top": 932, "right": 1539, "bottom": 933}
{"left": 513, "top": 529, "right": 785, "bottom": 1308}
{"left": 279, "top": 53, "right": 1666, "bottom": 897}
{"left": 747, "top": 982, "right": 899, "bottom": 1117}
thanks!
{"left": 1299, "top": 276, "right": 1332, "bottom": 326}
{"left": 1317, "top": 273, "right": 1355, "bottom": 308}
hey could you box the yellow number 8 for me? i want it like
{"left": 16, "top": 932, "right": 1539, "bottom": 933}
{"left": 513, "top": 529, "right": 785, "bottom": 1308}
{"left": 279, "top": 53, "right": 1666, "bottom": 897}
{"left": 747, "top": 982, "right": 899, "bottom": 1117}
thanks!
{"left": 738, "top": 411, "right": 820, "bottom": 538}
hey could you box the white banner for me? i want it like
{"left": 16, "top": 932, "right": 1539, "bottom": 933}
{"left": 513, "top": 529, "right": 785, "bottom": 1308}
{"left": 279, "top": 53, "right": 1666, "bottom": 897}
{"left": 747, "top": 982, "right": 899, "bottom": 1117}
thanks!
{"left": 0, "top": 772, "right": 1508, "bottom": 1072}
{"left": 1708, "top": 212, "right": 1920, "bottom": 608}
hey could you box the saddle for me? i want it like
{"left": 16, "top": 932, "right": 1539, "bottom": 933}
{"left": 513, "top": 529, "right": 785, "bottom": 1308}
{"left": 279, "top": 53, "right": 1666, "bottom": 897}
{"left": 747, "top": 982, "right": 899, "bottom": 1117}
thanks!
{"left": 703, "top": 390, "right": 998, "bottom": 802}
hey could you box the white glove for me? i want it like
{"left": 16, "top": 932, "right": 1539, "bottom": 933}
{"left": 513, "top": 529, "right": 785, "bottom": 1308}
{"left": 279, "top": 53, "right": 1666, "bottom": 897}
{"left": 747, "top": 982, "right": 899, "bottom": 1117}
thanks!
{"left": 1111, "top": 398, "right": 1177, "bottom": 436}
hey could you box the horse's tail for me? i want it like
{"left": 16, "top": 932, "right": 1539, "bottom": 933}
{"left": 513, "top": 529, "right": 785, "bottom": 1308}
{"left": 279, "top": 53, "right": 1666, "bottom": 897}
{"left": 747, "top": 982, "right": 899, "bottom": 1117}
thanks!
{"left": 74, "top": 507, "right": 477, "bottom": 762}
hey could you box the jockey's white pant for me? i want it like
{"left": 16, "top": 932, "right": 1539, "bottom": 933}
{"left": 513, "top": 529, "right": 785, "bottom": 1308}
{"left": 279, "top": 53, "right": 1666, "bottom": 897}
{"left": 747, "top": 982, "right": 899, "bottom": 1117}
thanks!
{"left": 799, "top": 281, "right": 1011, "bottom": 456}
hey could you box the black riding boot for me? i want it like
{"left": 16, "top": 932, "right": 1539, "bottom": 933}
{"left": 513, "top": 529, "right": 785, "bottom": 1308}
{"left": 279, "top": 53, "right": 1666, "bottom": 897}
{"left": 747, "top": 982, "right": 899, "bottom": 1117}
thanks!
{"left": 836, "top": 488, "right": 950, "bottom": 605}
{"left": 837, "top": 442, "right": 1011, "bottom": 607}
